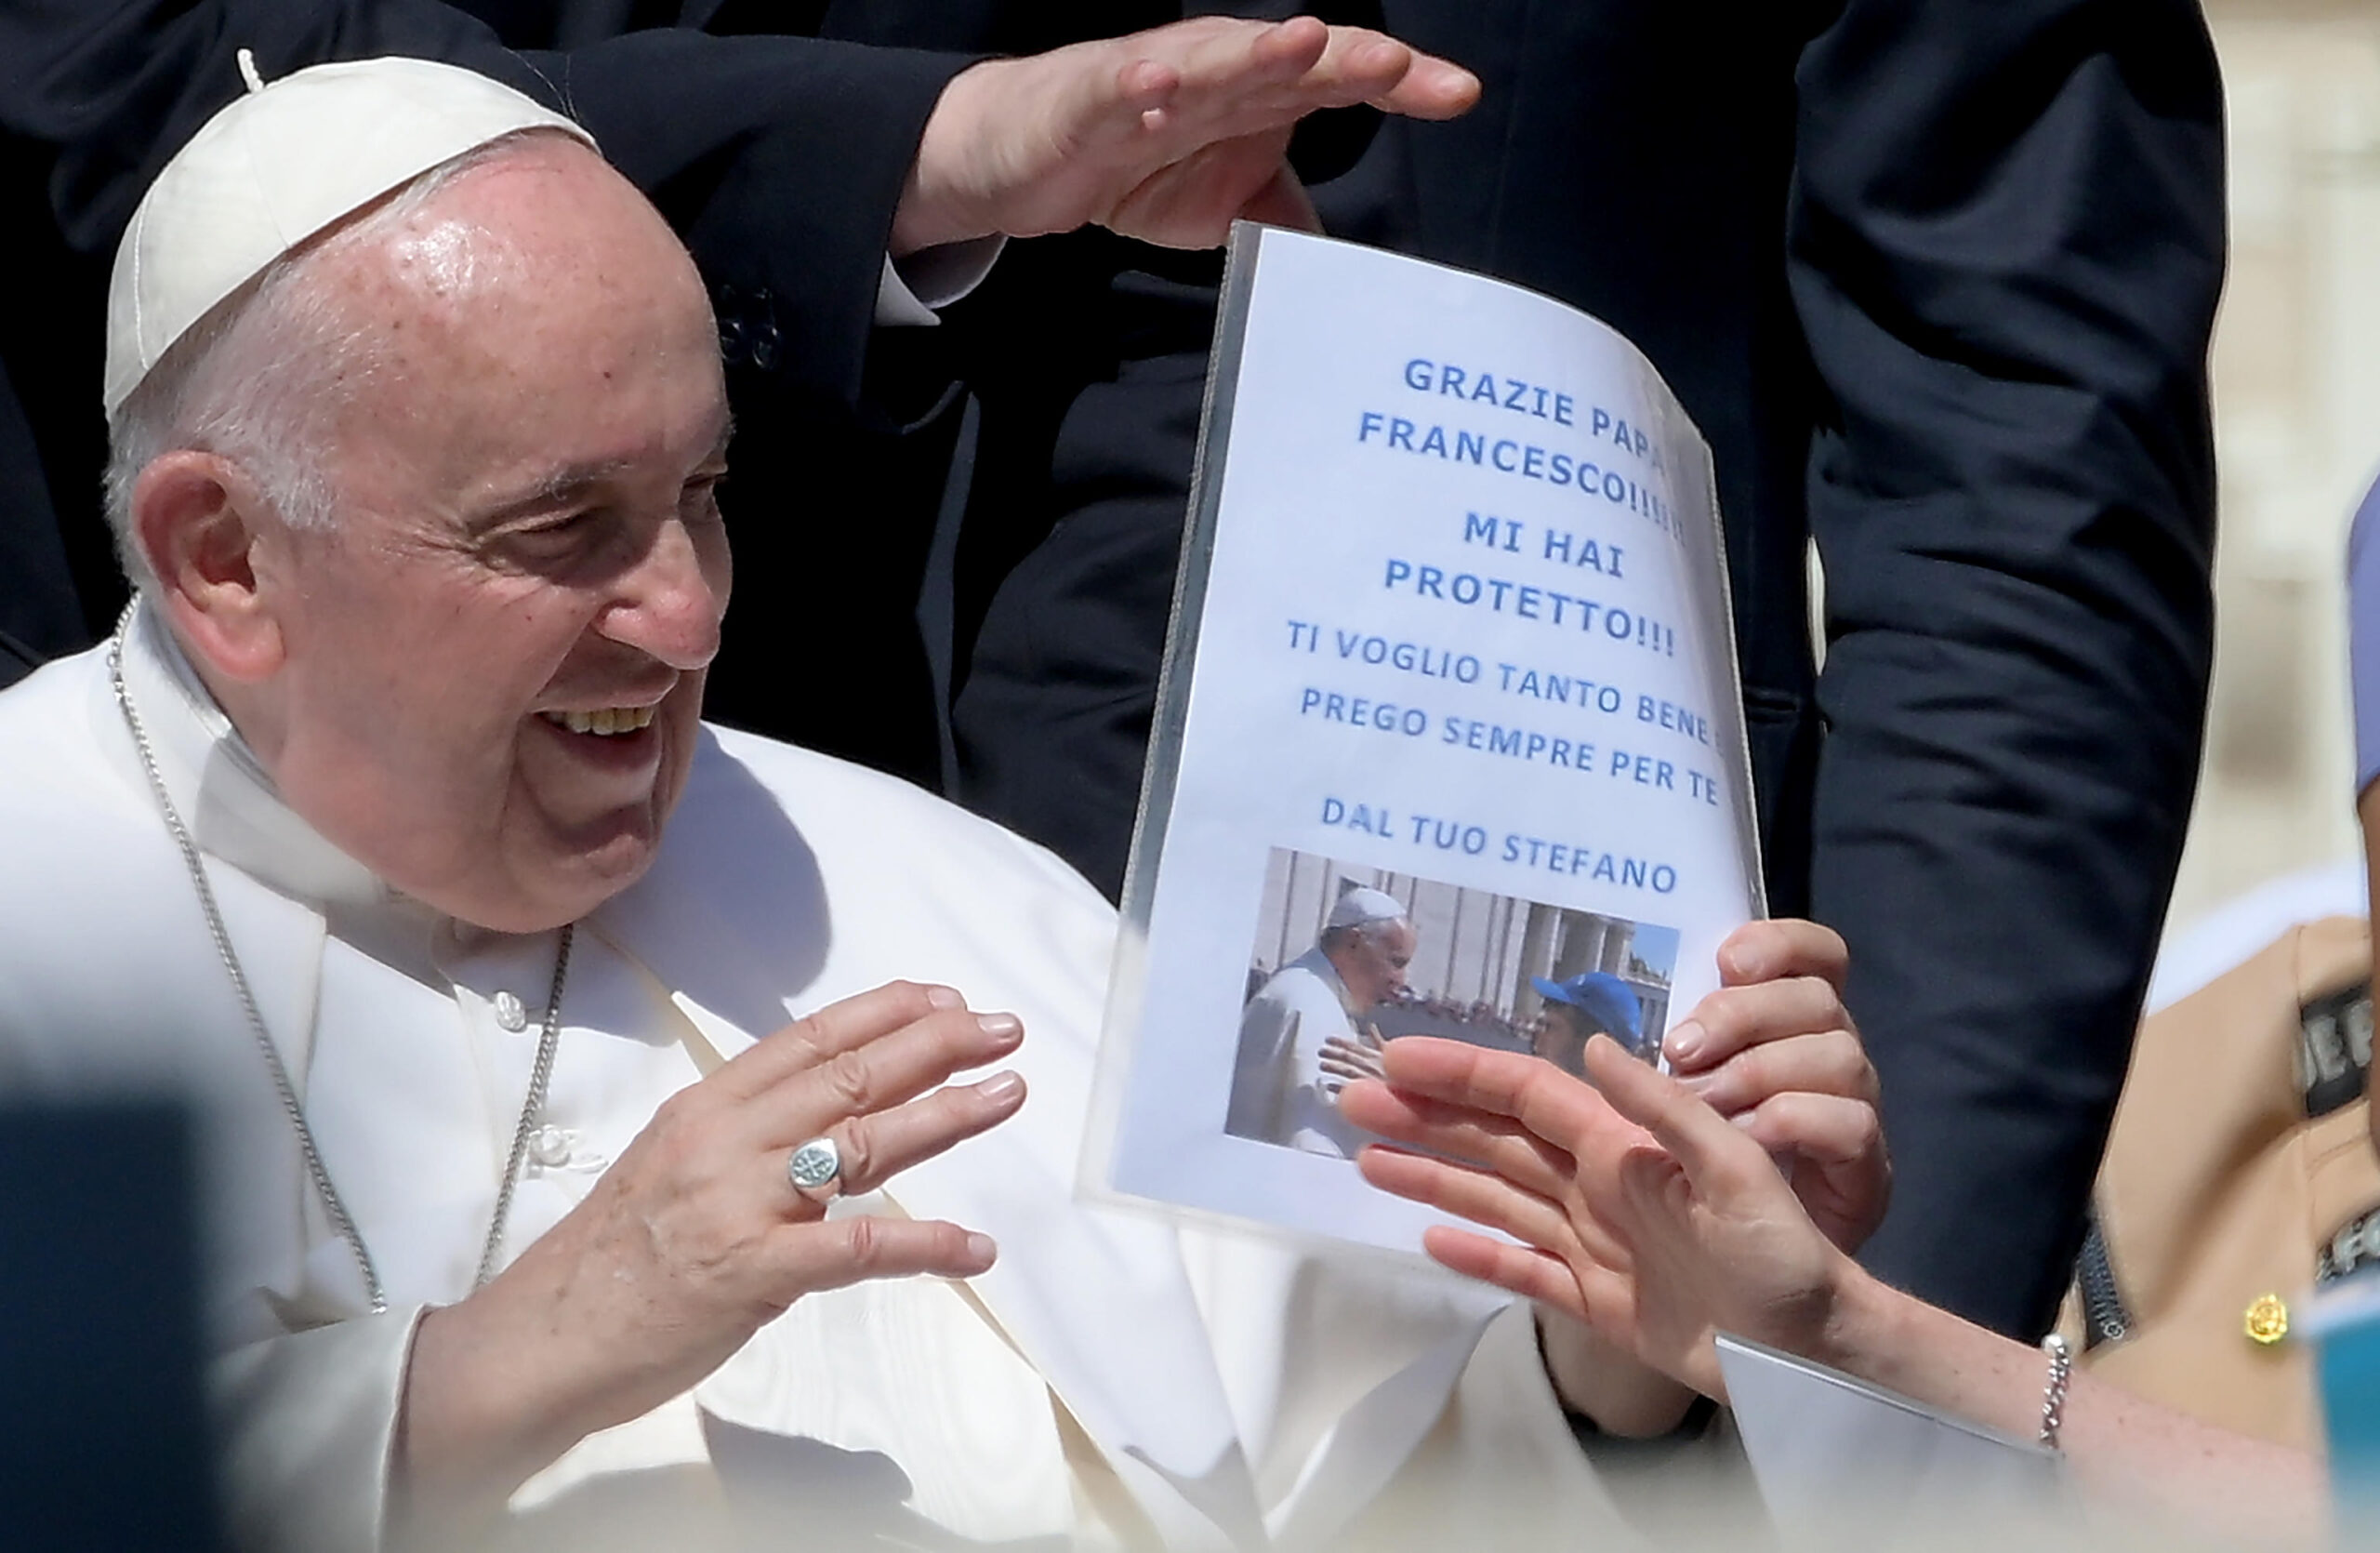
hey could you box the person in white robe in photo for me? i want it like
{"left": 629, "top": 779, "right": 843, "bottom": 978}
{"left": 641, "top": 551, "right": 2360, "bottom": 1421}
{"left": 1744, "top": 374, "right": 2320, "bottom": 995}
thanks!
{"left": 1226, "top": 887, "right": 1413, "bottom": 1158}
{"left": 0, "top": 51, "right": 1896, "bottom": 1553}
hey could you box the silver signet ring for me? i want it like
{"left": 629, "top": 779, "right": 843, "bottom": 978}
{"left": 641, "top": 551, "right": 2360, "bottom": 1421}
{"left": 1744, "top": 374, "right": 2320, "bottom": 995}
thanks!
{"left": 787, "top": 1136, "right": 842, "bottom": 1200}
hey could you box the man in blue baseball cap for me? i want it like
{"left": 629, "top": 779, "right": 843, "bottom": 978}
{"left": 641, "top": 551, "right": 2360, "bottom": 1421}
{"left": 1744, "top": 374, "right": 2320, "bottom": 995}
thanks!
{"left": 1530, "top": 971, "right": 1646, "bottom": 1076}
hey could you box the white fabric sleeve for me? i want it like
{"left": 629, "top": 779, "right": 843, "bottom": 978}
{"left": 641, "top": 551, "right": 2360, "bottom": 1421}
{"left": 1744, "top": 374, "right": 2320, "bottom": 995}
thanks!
{"left": 1225, "top": 1002, "right": 1298, "bottom": 1144}
{"left": 874, "top": 236, "right": 1007, "bottom": 326}
{"left": 213, "top": 1307, "right": 426, "bottom": 1553}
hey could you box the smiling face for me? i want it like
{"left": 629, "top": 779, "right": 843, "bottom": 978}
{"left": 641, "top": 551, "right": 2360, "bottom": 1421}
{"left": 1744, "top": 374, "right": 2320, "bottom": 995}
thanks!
{"left": 167, "top": 139, "right": 731, "bottom": 932}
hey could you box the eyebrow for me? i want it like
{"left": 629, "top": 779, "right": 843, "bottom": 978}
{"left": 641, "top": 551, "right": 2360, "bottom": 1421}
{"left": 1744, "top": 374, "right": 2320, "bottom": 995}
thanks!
{"left": 468, "top": 417, "right": 734, "bottom": 531}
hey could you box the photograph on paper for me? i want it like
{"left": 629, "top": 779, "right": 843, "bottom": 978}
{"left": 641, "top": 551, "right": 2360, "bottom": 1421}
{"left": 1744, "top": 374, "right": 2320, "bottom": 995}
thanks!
{"left": 1227, "top": 847, "right": 1677, "bottom": 1161}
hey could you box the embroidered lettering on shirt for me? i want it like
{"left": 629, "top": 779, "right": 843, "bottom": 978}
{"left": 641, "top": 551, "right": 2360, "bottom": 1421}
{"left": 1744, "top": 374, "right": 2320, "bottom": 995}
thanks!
{"left": 2297, "top": 981, "right": 2373, "bottom": 1119}
{"left": 2321, "top": 1205, "right": 2380, "bottom": 1285}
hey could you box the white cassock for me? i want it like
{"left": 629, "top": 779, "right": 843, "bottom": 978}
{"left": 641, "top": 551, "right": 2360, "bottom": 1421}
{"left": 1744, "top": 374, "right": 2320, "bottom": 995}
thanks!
{"left": 1227, "top": 950, "right": 1373, "bottom": 1159}
{"left": 0, "top": 607, "right": 1637, "bottom": 1553}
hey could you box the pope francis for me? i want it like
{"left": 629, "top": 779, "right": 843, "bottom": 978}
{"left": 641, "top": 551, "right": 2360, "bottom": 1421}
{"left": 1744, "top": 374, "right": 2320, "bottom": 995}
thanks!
{"left": 0, "top": 50, "right": 1888, "bottom": 1553}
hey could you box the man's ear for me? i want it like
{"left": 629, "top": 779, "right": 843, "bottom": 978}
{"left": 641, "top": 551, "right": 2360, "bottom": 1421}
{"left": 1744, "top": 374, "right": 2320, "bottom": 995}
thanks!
{"left": 133, "top": 451, "right": 287, "bottom": 683}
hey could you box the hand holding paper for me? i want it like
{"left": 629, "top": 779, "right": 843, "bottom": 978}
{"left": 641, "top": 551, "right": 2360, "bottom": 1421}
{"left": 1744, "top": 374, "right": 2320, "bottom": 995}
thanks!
{"left": 1662, "top": 920, "right": 1889, "bottom": 1251}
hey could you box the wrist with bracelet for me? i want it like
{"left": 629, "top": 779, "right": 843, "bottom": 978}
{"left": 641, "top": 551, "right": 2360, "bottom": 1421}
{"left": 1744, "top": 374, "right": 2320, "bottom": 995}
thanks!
{"left": 2037, "top": 1332, "right": 2073, "bottom": 1452}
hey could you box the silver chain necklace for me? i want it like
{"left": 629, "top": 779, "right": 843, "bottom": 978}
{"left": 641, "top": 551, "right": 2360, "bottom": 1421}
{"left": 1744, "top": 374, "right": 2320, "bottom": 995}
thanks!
{"left": 107, "top": 606, "right": 572, "bottom": 1314}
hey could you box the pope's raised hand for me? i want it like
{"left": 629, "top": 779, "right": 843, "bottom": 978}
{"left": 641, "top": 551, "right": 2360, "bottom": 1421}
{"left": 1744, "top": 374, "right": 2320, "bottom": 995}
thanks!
{"left": 397, "top": 980, "right": 1025, "bottom": 1520}
{"left": 892, "top": 16, "right": 1480, "bottom": 255}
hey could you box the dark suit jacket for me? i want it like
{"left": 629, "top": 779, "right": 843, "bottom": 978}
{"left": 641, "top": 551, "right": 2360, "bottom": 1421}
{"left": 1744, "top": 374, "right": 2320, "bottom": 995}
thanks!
{"left": 946, "top": 0, "right": 2225, "bottom": 1337}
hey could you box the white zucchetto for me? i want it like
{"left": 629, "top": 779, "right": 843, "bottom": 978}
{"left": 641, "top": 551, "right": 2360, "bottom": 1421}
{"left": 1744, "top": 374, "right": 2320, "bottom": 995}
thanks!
{"left": 1327, "top": 886, "right": 1408, "bottom": 931}
{"left": 104, "top": 54, "right": 593, "bottom": 418}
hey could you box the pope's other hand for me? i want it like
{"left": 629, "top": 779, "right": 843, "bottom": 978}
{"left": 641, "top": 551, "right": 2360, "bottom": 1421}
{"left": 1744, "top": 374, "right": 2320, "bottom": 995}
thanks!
{"left": 397, "top": 979, "right": 1025, "bottom": 1520}
{"left": 892, "top": 16, "right": 1480, "bottom": 255}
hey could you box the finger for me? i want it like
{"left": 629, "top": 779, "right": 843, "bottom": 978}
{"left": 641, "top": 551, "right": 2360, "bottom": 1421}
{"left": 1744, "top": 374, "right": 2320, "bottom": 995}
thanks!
{"left": 798, "top": 1069, "right": 1028, "bottom": 1204}
{"left": 1422, "top": 1228, "right": 1643, "bottom": 1350}
{"left": 721, "top": 981, "right": 968, "bottom": 1099}
{"left": 1357, "top": 1145, "right": 1577, "bottom": 1254}
{"left": 1366, "top": 50, "right": 1481, "bottom": 119}
{"left": 1302, "top": 27, "right": 1419, "bottom": 101}
{"left": 1244, "top": 15, "right": 1333, "bottom": 77}
{"left": 1144, "top": 23, "right": 1417, "bottom": 143}
{"left": 1612, "top": 1136, "right": 1697, "bottom": 1227}
{"left": 1714, "top": 919, "right": 1848, "bottom": 992}
{"left": 1352, "top": 1101, "right": 1633, "bottom": 1275}
{"left": 1341, "top": 1082, "right": 1576, "bottom": 1202}
{"left": 1733, "top": 1091, "right": 1885, "bottom": 1171}
{"left": 764, "top": 1215, "right": 998, "bottom": 1296}
{"left": 1580, "top": 1034, "right": 1775, "bottom": 1199}
{"left": 1679, "top": 1028, "right": 1876, "bottom": 1112}
{"left": 1289, "top": 25, "right": 1477, "bottom": 119}
{"left": 1664, "top": 975, "right": 1850, "bottom": 1074}
{"left": 1356, "top": 1144, "right": 1646, "bottom": 1284}
{"left": 1300, "top": 27, "right": 1479, "bottom": 120}
{"left": 1420, "top": 1225, "right": 1593, "bottom": 1317}
{"left": 1129, "top": 17, "right": 1327, "bottom": 121}
{"left": 760, "top": 1009, "right": 1025, "bottom": 1146}
{"left": 1374, "top": 1036, "right": 1618, "bottom": 1147}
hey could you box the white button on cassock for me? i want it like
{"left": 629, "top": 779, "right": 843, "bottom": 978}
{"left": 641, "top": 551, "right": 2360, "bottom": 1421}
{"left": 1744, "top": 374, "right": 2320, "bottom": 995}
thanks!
{"left": 492, "top": 989, "right": 528, "bottom": 1032}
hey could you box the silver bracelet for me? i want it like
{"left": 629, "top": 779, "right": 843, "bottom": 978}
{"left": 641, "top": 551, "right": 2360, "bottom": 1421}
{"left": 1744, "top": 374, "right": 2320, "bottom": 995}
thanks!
{"left": 2037, "top": 1332, "right": 2073, "bottom": 1450}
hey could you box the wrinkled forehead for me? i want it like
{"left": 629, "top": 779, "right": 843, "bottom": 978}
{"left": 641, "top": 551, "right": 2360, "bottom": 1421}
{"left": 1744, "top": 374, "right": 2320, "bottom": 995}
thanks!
{"left": 321, "top": 137, "right": 704, "bottom": 339}
{"left": 299, "top": 143, "right": 723, "bottom": 485}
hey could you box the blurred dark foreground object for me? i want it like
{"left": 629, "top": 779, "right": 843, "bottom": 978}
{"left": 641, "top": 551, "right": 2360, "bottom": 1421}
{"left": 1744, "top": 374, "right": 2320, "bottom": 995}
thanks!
{"left": 0, "top": 1101, "right": 221, "bottom": 1552}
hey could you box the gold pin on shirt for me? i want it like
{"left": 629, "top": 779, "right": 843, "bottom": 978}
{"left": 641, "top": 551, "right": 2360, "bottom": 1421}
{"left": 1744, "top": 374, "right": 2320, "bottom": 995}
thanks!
{"left": 2245, "top": 1294, "right": 2290, "bottom": 1347}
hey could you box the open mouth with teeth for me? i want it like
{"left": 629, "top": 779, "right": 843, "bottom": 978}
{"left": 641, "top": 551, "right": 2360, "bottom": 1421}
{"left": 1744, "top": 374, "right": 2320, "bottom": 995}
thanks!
{"left": 540, "top": 706, "right": 658, "bottom": 737}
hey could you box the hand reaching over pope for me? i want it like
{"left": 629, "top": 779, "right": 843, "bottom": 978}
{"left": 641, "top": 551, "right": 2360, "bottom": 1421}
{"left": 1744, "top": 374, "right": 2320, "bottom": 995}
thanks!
{"left": 892, "top": 16, "right": 1480, "bottom": 255}
{"left": 396, "top": 980, "right": 1026, "bottom": 1523}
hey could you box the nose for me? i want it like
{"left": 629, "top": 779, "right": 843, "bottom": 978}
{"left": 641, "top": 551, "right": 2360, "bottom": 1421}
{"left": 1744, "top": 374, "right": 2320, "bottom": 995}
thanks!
{"left": 601, "top": 514, "right": 728, "bottom": 670}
